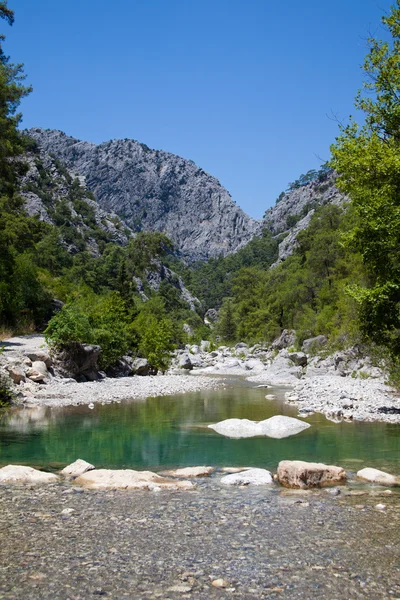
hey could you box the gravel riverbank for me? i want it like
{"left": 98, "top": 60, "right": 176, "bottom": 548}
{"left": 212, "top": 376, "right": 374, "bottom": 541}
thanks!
{"left": 0, "top": 479, "right": 399, "bottom": 599}
{"left": 21, "top": 374, "right": 223, "bottom": 408}
{"left": 3, "top": 334, "right": 400, "bottom": 422}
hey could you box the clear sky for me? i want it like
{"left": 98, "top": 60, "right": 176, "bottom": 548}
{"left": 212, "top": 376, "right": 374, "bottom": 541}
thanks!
{"left": 5, "top": 0, "right": 393, "bottom": 219}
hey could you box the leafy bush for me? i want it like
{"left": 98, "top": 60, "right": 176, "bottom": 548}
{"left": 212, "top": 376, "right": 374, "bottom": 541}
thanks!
{"left": 0, "top": 375, "right": 14, "bottom": 406}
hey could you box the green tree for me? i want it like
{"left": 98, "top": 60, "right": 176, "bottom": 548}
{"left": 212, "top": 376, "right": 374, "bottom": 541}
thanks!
{"left": 330, "top": 1, "right": 400, "bottom": 353}
{"left": 216, "top": 298, "right": 238, "bottom": 343}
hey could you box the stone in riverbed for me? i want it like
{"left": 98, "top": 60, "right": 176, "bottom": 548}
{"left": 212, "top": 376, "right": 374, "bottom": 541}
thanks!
{"left": 208, "top": 415, "right": 310, "bottom": 439}
{"left": 26, "top": 350, "right": 52, "bottom": 369}
{"left": 160, "top": 466, "right": 215, "bottom": 478}
{"left": 0, "top": 465, "right": 59, "bottom": 484}
{"left": 357, "top": 467, "right": 400, "bottom": 486}
{"left": 75, "top": 469, "right": 194, "bottom": 490}
{"left": 6, "top": 365, "right": 25, "bottom": 384}
{"left": 26, "top": 360, "right": 50, "bottom": 383}
{"left": 60, "top": 459, "right": 95, "bottom": 478}
{"left": 288, "top": 352, "right": 308, "bottom": 367}
{"left": 220, "top": 468, "right": 273, "bottom": 486}
{"left": 277, "top": 460, "right": 347, "bottom": 489}
{"left": 259, "top": 415, "right": 310, "bottom": 439}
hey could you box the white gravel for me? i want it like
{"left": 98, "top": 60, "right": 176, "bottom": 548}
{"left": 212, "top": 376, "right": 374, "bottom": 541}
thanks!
{"left": 21, "top": 374, "right": 223, "bottom": 408}
{"left": 289, "top": 375, "right": 400, "bottom": 423}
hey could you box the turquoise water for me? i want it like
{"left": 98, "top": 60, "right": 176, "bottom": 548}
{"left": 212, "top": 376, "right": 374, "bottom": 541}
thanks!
{"left": 0, "top": 377, "right": 400, "bottom": 473}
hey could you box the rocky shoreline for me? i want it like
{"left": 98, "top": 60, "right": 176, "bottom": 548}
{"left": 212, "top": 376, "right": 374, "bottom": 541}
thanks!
{"left": 173, "top": 334, "right": 400, "bottom": 424}
{"left": 2, "top": 332, "right": 400, "bottom": 423}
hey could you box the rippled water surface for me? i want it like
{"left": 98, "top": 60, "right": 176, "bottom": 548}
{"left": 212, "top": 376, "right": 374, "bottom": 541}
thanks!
{"left": 1, "top": 376, "right": 400, "bottom": 472}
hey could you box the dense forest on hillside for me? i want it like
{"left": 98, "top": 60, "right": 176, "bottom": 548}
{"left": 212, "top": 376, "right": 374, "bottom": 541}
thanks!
{"left": 2, "top": 1, "right": 400, "bottom": 379}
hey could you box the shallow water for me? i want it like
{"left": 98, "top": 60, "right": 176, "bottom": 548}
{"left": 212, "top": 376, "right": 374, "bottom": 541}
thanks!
{"left": 1, "top": 376, "right": 400, "bottom": 473}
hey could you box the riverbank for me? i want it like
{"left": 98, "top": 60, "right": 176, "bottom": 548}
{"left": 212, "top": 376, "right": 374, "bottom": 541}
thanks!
{"left": 21, "top": 374, "right": 224, "bottom": 408}
{"left": 0, "top": 478, "right": 399, "bottom": 599}
{"left": 2, "top": 334, "right": 400, "bottom": 422}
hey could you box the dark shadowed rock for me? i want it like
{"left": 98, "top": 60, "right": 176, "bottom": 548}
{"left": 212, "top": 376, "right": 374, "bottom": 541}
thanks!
{"left": 302, "top": 335, "right": 328, "bottom": 353}
{"left": 288, "top": 352, "right": 308, "bottom": 367}
{"left": 53, "top": 343, "right": 101, "bottom": 381}
{"left": 272, "top": 329, "right": 296, "bottom": 350}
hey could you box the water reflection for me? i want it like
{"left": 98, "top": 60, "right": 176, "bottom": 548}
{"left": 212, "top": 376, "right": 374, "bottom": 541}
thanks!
{"left": 0, "top": 379, "right": 399, "bottom": 473}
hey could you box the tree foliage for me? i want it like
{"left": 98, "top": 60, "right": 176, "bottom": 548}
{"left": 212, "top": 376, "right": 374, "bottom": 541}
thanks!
{"left": 330, "top": 1, "right": 400, "bottom": 354}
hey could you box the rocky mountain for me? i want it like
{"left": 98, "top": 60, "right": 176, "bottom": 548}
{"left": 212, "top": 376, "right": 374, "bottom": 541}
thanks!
{"left": 263, "top": 170, "right": 346, "bottom": 264}
{"left": 26, "top": 128, "right": 259, "bottom": 261}
{"left": 19, "top": 147, "right": 131, "bottom": 256}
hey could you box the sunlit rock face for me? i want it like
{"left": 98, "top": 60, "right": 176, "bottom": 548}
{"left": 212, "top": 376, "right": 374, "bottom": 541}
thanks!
{"left": 26, "top": 128, "right": 260, "bottom": 261}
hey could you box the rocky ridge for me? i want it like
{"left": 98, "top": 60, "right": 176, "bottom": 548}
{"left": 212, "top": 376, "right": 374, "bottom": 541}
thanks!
{"left": 263, "top": 171, "right": 347, "bottom": 264}
{"left": 19, "top": 147, "right": 131, "bottom": 255}
{"left": 26, "top": 128, "right": 260, "bottom": 261}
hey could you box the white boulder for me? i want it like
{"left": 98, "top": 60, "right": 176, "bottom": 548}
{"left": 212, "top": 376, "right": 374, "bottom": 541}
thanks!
{"left": 75, "top": 469, "right": 194, "bottom": 490}
{"left": 0, "top": 465, "right": 58, "bottom": 484}
{"left": 61, "top": 459, "right": 96, "bottom": 478}
{"left": 357, "top": 467, "right": 400, "bottom": 486}
{"left": 220, "top": 468, "right": 273, "bottom": 486}
{"left": 208, "top": 418, "right": 263, "bottom": 438}
{"left": 208, "top": 415, "right": 310, "bottom": 439}
{"left": 258, "top": 415, "right": 310, "bottom": 439}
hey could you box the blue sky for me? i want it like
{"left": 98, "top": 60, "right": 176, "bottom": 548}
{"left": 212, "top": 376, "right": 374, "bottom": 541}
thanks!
{"left": 6, "top": 0, "right": 393, "bottom": 219}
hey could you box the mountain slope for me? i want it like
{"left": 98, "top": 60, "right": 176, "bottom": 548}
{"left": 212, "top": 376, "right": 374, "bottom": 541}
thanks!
{"left": 263, "top": 170, "right": 346, "bottom": 264}
{"left": 26, "top": 128, "right": 259, "bottom": 261}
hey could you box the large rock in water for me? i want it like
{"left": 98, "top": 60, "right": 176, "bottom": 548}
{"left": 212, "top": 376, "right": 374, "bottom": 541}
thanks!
{"left": 75, "top": 469, "right": 194, "bottom": 490}
{"left": 259, "top": 415, "right": 310, "bottom": 439}
{"left": 208, "top": 416, "right": 310, "bottom": 439}
{"left": 357, "top": 467, "right": 400, "bottom": 486}
{"left": 277, "top": 460, "right": 347, "bottom": 489}
{"left": 0, "top": 465, "right": 59, "bottom": 484}
{"left": 26, "top": 128, "right": 259, "bottom": 261}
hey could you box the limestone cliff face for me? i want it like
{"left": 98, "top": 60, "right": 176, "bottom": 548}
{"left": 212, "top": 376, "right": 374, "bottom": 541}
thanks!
{"left": 26, "top": 128, "right": 259, "bottom": 261}
{"left": 18, "top": 148, "right": 131, "bottom": 256}
{"left": 263, "top": 171, "right": 346, "bottom": 264}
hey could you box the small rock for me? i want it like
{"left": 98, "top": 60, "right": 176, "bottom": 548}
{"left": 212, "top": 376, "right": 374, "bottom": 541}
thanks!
{"left": 6, "top": 365, "right": 25, "bottom": 384}
{"left": 60, "top": 459, "right": 95, "bottom": 478}
{"left": 161, "top": 466, "right": 215, "bottom": 478}
{"left": 357, "top": 467, "right": 400, "bottom": 486}
{"left": 168, "top": 584, "right": 193, "bottom": 593}
{"left": 376, "top": 503, "right": 386, "bottom": 510}
{"left": 220, "top": 468, "right": 273, "bottom": 486}
{"left": 211, "top": 578, "right": 229, "bottom": 589}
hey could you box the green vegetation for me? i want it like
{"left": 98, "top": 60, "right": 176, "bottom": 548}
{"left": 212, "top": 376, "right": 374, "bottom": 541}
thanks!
{"left": 330, "top": 1, "right": 400, "bottom": 367}
{"left": 168, "top": 227, "right": 279, "bottom": 312}
{"left": 0, "top": 373, "right": 13, "bottom": 406}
